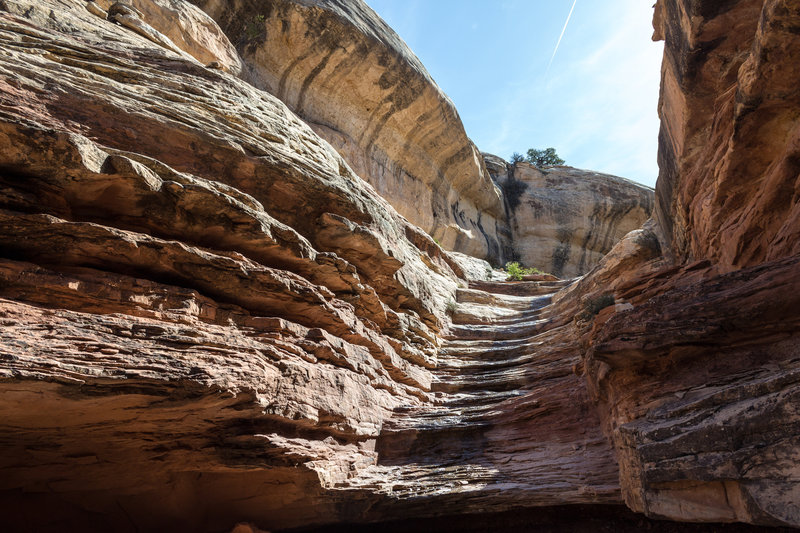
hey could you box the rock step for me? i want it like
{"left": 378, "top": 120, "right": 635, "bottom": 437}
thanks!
{"left": 455, "top": 287, "right": 552, "bottom": 308}
{"left": 468, "top": 279, "right": 574, "bottom": 297}
{"left": 380, "top": 286, "right": 563, "bottom": 414}
{"left": 438, "top": 335, "right": 546, "bottom": 353}
{"left": 445, "top": 318, "right": 555, "bottom": 342}
{"left": 450, "top": 304, "right": 551, "bottom": 327}
{"left": 362, "top": 279, "right": 588, "bottom": 502}
{"left": 450, "top": 286, "right": 563, "bottom": 328}
{"left": 435, "top": 352, "right": 538, "bottom": 371}
{"left": 380, "top": 391, "right": 523, "bottom": 430}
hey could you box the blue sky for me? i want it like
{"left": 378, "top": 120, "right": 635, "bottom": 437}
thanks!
{"left": 364, "top": 1, "right": 663, "bottom": 188}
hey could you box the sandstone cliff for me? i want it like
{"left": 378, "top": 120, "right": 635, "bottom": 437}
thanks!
{"left": 177, "top": 0, "right": 650, "bottom": 275}
{"left": 485, "top": 155, "right": 654, "bottom": 278}
{"left": 0, "top": 1, "right": 640, "bottom": 529}
{"left": 575, "top": 0, "right": 800, "bottom": 526}
{"left": 187, "top": 0, "right": 510, "bottom": 263}
{"left": 652, "top": 0, "right": 800, "bottom": 269}
{"left": 0, "top": 1, "right": 460, "bottom": 528}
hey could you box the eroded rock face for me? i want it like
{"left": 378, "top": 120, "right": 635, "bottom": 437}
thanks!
{"left": 653, "top": 0, "right": 800, "bottom": 269}
{"left": 588, "top": 256, "right": 800, "bottom": 526}
{"left": 1, "top": 0, "right": 798, "bottom": 531}
{"left": 188, "top": 0, "right": 510, "bottom": 263}
{"left": 577, "top": 0, "right": 800, "bottom": 527}
{"left": 0, "top": 0, "right": 457, "bottom": 528}
{"left": 485, "top": 155, "right": 654, "bottom": 278}
{"left": 0, "top": 0, "right": 646, "bottom": 530}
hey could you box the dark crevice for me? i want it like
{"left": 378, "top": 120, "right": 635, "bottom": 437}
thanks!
{"left": 281, "top": 504, "right": 798, "bottom": 533}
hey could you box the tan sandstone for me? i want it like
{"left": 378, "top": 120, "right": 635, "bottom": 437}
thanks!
{"left": 484, "top": 154, "right": 654, "bottom": 278}
{"left": 1, "top": 0, "right": 798, "bottom": 531}
{"left": 189, "top": 0, "right": 510, "bottom": 263}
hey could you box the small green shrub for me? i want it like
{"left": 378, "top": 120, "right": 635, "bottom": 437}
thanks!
{"left": 505, "top": 261, "right": 524, "bottom": 281}
{"left": 445, "top": 299, "right": 457, "bottom": 314}
{"left": 245, "top": 14, "right": 266, "bottom": 40}
{"left": 504, "top": 261, "right": 547, "bottom": 281}
{"left": 585, "top": 293, "right": 615, "bottom": 316}
{"left": 485, "top": 267, "right": 493, "bottom": 280}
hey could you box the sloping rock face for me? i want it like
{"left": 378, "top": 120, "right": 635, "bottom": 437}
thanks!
{"left": 0, "top": 1, "right": 651, "bottom": 531}
{"left": 0, "top": 0, "right": 463, "bottom": 529}
{"left": 188, "top": 0, "right": 510, "bottom": 263}
{"left": 0, "top": 2, "right": 663, "bottom": 531}
{"left": 484, "top": 155, "right": 654, "bottom": 278}
{"left": 577, "top": 0, "right": 800, "bottom": 527}
{"left": 1, "top": 0, "right": 798, "bottom": 531}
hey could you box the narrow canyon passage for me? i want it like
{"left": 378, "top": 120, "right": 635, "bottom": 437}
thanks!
{"left": 332, "top": 278, "right": 621, "bottom": 518}
{"left": 294, "top": 278, "right": 800, "bottom": 532}
{"left": 1, "top": 0, "right": 798, "bottom": 530}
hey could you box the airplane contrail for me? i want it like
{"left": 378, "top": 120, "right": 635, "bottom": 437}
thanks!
{"left": 547, "top": 0, "right": 578, "bottom": 72}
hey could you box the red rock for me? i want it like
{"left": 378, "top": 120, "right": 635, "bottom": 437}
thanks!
{"left": 575, "top": 0, "right": 800, "bottom": 526}
{"left": 520, "top": 273, "right": 560, "bottom": 282}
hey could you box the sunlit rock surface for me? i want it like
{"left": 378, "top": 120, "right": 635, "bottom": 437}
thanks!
{"left": 652, "top": 0, "right": 800, "bottom": 269}
{"left": 189, "top": 0, "right": 510, "bottom": 263}
{"left": 484, "top": 154, "right": 654, "bottom": 277}
{"left": 0, "top": 0, "right": 451, "bottom": 528}
{"left": 578, "top": 0, "right": 800, "bottom": 526}
{"left": 0, "top": 0, "right": 798, "bottom": 531}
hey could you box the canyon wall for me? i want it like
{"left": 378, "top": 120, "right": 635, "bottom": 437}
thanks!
{"left": 484, "top": 155, "right": 654, "bottom": 278}
{"left": 182, "top": 0, "right": 653, "bottom": 272}
{"left": 0, "top": 1, "right": 461, "bottom": 528}
{"left": 187, "top": 0, "right": 510, "bottom": 263}
{"left": 1, "top": 0, "right": 798, "bottom": 531}
{"left": 577, "top": 0, "right": 800, "bottom": 526}
{"left": 653, "top": 0, "right": 800, "bottom": 268}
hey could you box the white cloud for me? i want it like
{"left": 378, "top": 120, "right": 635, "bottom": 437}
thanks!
{"left": 542, "top": 1, "right": 663, "bottom": 185}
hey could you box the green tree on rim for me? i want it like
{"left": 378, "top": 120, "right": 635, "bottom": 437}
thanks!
{"left": 525, "top": 147, "right": 565, "bottom": 168}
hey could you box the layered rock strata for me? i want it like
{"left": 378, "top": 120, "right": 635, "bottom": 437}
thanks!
{"left": 0, "top": 3, "right": 649, "bottom": 529}
{"left": 484, "top": 154, "right": 654, "bottom": 278}
{"left": 652, "top": 0, "right": 800, "bottom": 268}
{"left": 574, "top": 0, "right": 800, "bottom": 526}
{"left": 331, "top": 278, "right": 621, "bottom": 521}
{"left": 1, "top": 0, "right": 798, "bottom": 531}
{"left": 0, "top": 1, "right": 452, "bottom": 529}
{"left": 188, "top": 0, "right": 509, "bottom": 263}
{"left": 585, "top": 253, "right": 800, "bottom": 526}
